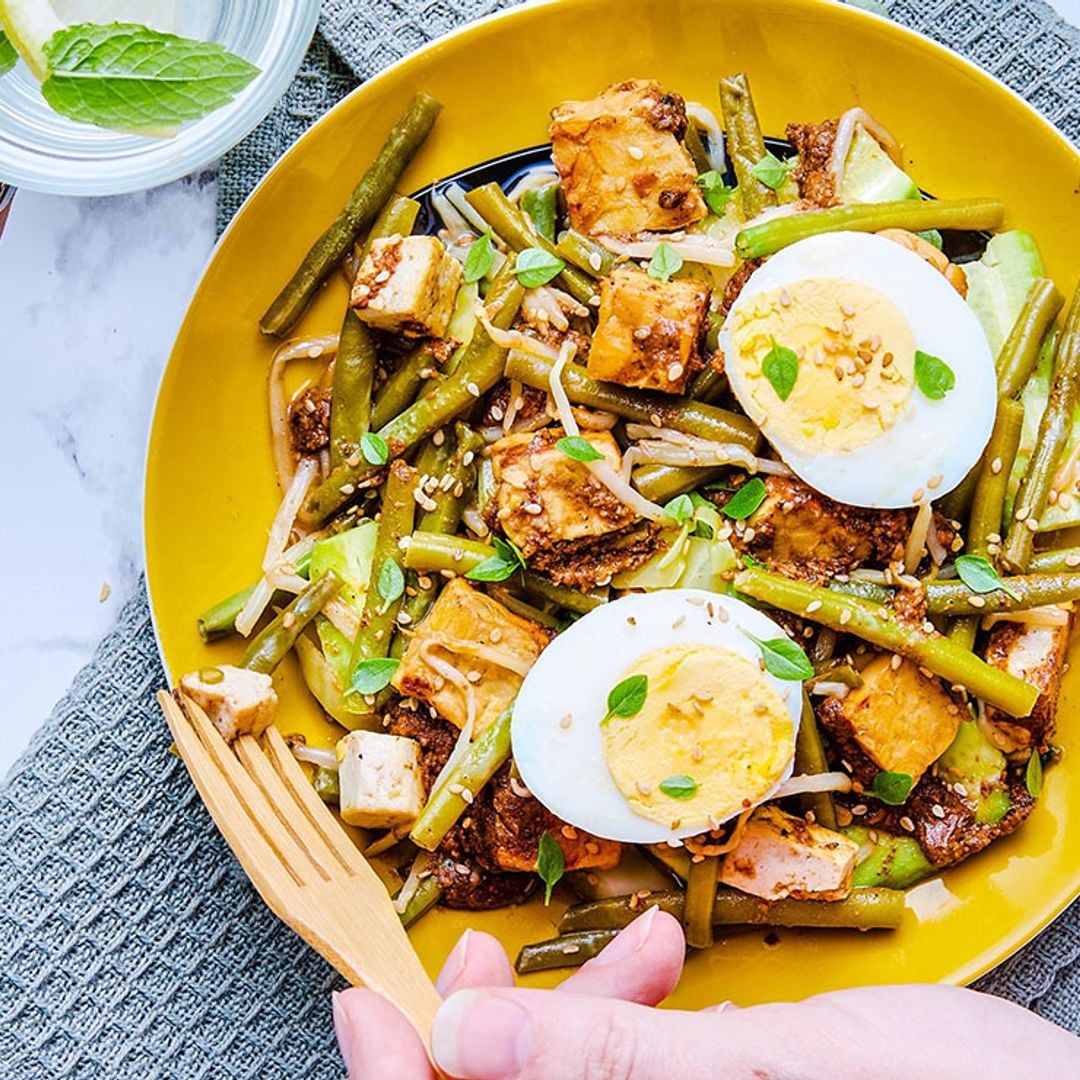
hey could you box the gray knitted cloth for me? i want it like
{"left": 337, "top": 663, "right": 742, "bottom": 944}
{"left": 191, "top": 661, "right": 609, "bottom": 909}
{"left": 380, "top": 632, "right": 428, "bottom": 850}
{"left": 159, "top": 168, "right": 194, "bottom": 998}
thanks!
{"left": 3, "top": 2, "right": 1079, "bottom": 1077}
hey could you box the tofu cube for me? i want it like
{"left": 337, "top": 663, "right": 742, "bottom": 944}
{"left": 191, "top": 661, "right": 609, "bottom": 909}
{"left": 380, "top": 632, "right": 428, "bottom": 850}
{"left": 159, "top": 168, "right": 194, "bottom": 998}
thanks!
{"left": 393, "top": 578, "right": 548, "bottom": 732}
{"left": 550, "top": 79, "right": 707, "bottom": 235}
{"left": 350, "top": 234, "right": 463, "bottom": 338}
{"left": 819, "top": 655, "right": 961, "bottom": 782}
{"left": 587, "top": 267, "right": 709, "bottom": 393}
{"left": 720, "top": 805, "right": 859, "bottom": 901}
{"left": 337, "top": 730, "right": 424, "bottom": 829}
{"left": 180, "top": 665, "right": 277, "bottom": 743}
{"left": 489, "top": 428, "right": 636, "bottom": 556}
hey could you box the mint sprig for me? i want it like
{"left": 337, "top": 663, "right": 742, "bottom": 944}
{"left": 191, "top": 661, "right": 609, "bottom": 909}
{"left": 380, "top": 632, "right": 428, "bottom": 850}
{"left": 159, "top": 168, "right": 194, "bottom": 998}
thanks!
{"left": 0, "top": 30, "right": 17, "bottom": 76}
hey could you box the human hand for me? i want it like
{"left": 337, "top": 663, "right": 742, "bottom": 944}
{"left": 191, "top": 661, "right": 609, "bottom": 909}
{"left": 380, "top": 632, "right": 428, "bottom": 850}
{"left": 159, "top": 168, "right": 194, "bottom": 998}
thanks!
{"left": 332, "top": 907, "right": 1079, "bottom": 1079}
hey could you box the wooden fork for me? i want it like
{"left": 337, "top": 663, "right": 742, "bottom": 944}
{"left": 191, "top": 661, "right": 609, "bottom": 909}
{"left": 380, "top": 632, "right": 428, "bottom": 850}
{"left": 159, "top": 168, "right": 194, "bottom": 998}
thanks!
{"left": 158, "top": 690, "right": 442, "bottom": 1051}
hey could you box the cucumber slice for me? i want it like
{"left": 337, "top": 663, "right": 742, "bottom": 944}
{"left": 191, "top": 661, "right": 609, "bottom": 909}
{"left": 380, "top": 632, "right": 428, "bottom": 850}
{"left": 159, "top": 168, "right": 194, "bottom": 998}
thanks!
{"left": 965, "top": 231, "right": 1045, "bottom": 357}
{"left": 839, "top": 126, "right": 920, "bottom": 204}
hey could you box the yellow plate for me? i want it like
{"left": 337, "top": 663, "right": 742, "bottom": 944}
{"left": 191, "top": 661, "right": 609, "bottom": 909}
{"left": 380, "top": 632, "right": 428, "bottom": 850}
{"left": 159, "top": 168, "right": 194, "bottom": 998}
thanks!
{"left": 146, "top": 0, "right": 1080, "bottom": 1006}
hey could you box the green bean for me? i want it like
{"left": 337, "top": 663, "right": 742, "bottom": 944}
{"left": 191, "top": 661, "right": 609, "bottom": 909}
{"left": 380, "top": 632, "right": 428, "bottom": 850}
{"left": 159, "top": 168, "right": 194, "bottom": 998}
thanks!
{"left": 240, "top": 572, "right": 343, "bottom": 674}
{"left": 487, "top": 587, "right": 561, "bottom": 629}
{"left": 996, "top": 278, "right": 1064, "bottom": 399}
{"left": 936, "top": 467, "right": 978, "bottom": 525}
{"left": 198, "top": 584, "right": 258, "bottom": 642}
{"left": 794, "top": 694, "right": 837, "bottom": 829}
{"left": 684, "top": 856, "right": 720, "bottom": 949}
{"left": 829, "top": 579, "right": 893, "bottom": 605}
{"left": 515, "top": 930, "right": 619, "bottom": 974}
{"left": 734, "top": 566, "right": 1039, "bottom": 717}
{"left": 399, "top": 873, "right": 443, "bottom": 930}
{"left": 683, "top": 119, "right": 713, "bottom": 175}
{"left": 1029, "top": 548, "right": 1080, "bottom": 575}
{"left": 504, "top": 350, "right": 759, "bottom": 448}
{"left": 329, "top": 310, "right": 378, "bottom": 471}
{"left": 559, "top": 886, "right": 906, "bottom": 934}
{"left": 735, "top": 198, "right": 1006, "bottom": 260}
{"left": 410, "top": 707, "right": 512, "bottom": 851}
{"left": 313, "top": 766, "right": 340, "bottom": 805}
{"left": 642, "top": 844, "right": 691, "bottom": 883}
{"left": 927, "top": 572, "right": 1080, "bottom": 615}
{"left": 370, "top": 344, "right": 437, "bottom": 432}
{"left": 464, "top": 182, "right": 596, "bottom": 305}
{"left": 688, "top": 365, "right": 728, "bottom": 403}
{"left": 718, "top": 73, "right": 775, "bottom": 220}
{"left": 1003, "top": 282, "right": 1080, "bottom": 572}
{"left": 518, "top": 573, "right": 608, "bottom": 615}
{"left": 261, "top": 94, "right": 442, "bottom": 336}
{"left": 360, "top": 193, "right": 421, "bottom": 258}
{"left": 555, "top": 229, "right": 616, "bottom": 278}
{"left": 633, "top": 464, "right": 728, "bottom": 503}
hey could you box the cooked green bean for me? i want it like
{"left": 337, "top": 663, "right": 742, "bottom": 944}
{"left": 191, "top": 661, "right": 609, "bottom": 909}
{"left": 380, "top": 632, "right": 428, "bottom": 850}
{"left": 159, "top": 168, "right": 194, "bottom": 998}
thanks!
{"left": 515, "top": 930, "right": 619, "bottom": 974}
{"left": 794, "top": 694, "right": 837, "bottom": 829}
{"left": 996, "top": 278, "right": 1064, "bottom": 398}
{"left": 517, "top": 572, "right": 608, "bottom": 615}
{"left": 329, "top": 310, "right": 378, "bottom": 471}
{"left": 735, "top": 198, "right": 1006, "bottom": 260}
{"left": 927, "top": 572, "right": 1080, "bottom": 615}
{"left": 555, "top": 229, "right": 616, "bottom": 277}
{"left": 559, "top": 886, "right": 906, "bottom": 933}
{"left": 371, "top": 344, "right": 438, "bottom": 432}
{"left": 684, "top": 855, "right": 720, "bottom": 949}
{"left": 633, "top": 464, "right": 728, "bottom": 503}
{"left": 399, "top": 873, "right": 443, "bottom": 929}
{"left": 718, "top": 73, "right": 775, "bottom": 220}
{"left": 936, "top": 466, "right": 979, "bottom": 525}
{"left": 313, "top": 766, "right": 340, "bottom": 805}
{"left": 1003, "top": 283, "right": 1080, "bottom": 572}
{"left": 688, "top": 365, "right": 728, "bottom": 403}
{"left": 260, "top": 93, "right": 442, "bottom": 336}
{"left": 1029, "top": 548, "right": 1080, "bottom": 575}
{"left": 734, "top": 566, "right": 1039, "bottom": 717}
{"left": 829, "top": 579, "right": 893, "bottom": 605}
{"left": 411, "top": 707, "right": 513, "bottom": 851}
{"left": 487, "top": 587, "right": 561, "bottom": 629}
{"left": 464, "top": 182, "right": 596, "bottom": 305}
{"left": 360, "top": 193, "right": 421, "bottom": 258}
{"left": 642, "top": 844, "right": 691, "bottom": 883}
{"left": 240, "top": 571, "right": 343, "bottom": 674}
{"left": 683, "top": 119, "right": 713, "bottom": 175}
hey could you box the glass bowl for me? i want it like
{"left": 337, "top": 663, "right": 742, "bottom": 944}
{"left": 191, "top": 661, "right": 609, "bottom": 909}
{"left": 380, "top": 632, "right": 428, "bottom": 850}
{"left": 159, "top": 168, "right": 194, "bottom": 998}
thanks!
{"left": 0, "top": 1, "right": 321, "bottom": 195}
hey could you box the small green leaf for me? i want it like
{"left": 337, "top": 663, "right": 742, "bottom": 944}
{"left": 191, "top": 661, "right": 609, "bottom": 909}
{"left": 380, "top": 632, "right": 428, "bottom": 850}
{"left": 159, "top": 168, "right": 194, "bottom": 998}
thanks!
{"left": 741, "top": 629, "right": 814, "bottom": 681}
{"left": 1026, "top": 751, "right": 1043, "bottom": 799}
{"left": 723, "top": 477, "right": 767, "bottom": 520}
{"left": 762, "top": 337, "right": 799, "bottom": 401}
{"left": 954, "top": 554, "right": 1020, "bottom": 601}
{"left": 605, "top": 674, "right": 648, "bottom": 721}
{"left": 647, "top": 242, "right": 683, "bottom": 283}
{"left": 696, "top": 170, "right": 735, "bottom": 216}
{"left": 377, "top": 557, "right": 405, "bottom": 607}
{"left": 659, "top": 774, "right": 699, "bottom": 800}
{"left": 523, "top": 185, "right": 559, "bottom": 244}
{"left": 495, "top": 535, "right": 527, "bottom": 572}
{"left": 916, "top": 228, "right": 944, "bottom": 251}
{"left": 914, "top": 350, "right": 955, "bottom": 400}
{"left": 349, "top": 657, "right": 400, "bottom": 696}
{"left": 465, "top": 536, "right": 526, "bottom": 583}
{"left": 868, "top": 771, "right": 914, "bottom": 806}
{"left": 742, "top": 553, "right": 764, "bottom": 570}
{"left": 514, "top": 247, "right": 564, "bottom": 288}
{"left": 664, "top": 494, "right": 695, "bottom": 525}
{"left": 463, "top": 230, "right": 495, "bottom": 283}
{"left": 0, "top": 30, "right": 17, "bottom": 76}
{"left": 750, "top": 151, "right": 794, "bottom": 190}
{"left": 556, "top": 435, "right": 604, "bottom": 463}
{"left": 536, "top": 830, "right": 565, "bottom": 905}
{"left": 360, "top": 431, "right": 389, "bottom": 465}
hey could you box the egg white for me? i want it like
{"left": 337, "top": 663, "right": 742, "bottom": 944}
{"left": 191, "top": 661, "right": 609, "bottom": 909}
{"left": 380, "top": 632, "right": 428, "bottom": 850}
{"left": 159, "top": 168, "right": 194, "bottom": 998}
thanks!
{"left": 510, "top": 589, "right": 803, "bottom": 843}
{"left": 720, "top": 231, "right": 997, "bottom": 508}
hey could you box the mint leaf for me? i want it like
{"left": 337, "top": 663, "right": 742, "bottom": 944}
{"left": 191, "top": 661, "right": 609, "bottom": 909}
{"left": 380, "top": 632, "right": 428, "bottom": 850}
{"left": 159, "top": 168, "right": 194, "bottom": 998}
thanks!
{"left": 955, "top": 554, "right": 1020, "bottom": 601}
{"left": 723, "top": 477, "right": 767, "bottom": 520}
{"left": 605, "top": 674, "right": 648, "bottom": 721}
{"left": 762, "top": 337, "right": 799, "bottom": 401}
{"left": 361, "top": 431, "right": 389, "bottom": 465}
{"left": 556, "top": 435, "right": 604, "bottom": 463}
{"left": 664, "top": 493, "right": 694, "bottom": 525}
{"left": 536, "top": 830, "right": 565, "bottom": 905}
{"left": 916, "top": 229, "right": 944, "bottom": 251}
{"left": 750, "top": 151, "right": 794, "bottom": 190}
{"left": 463, "top": 230, "right": 495, "bottom": 283}
{"left": 350, "top": 657, "right": 399, "bottom": 696}
{"left": 465, "top": 536, "right": 525, "bottom": 583}
{"left": 914, "top": 350, "right": 955, "bottom": 400}
{"left": 1026, "top": 751, "right": 1043, "bottom": 799}
{"left": 741, "top": 629, "right": 814, "bottom": 681}
{"left": 0, "top": 30, "right": 17, "bottom": 76}
{"left": 659, "top": 774, "right": 699, "bottom": 800}
{"left": 647, "top": 242, "right": 683, "bottom": 283}
{"left": 696, "top": 170, "right": 735, "bottom": 216}
{"left": 514, "top": 247, "right": 564, "bottom": 288}
{"left": 376, "top": 557, "right": 405, "bottom": 608}
{"left": 868, "top": 771, "right": 914, "bottom": 806}
{"left": 523, "top": 185, "right": 559, "bottom": 244}
{"left": 41, "top": 23, "right": 259, "bottom": 132}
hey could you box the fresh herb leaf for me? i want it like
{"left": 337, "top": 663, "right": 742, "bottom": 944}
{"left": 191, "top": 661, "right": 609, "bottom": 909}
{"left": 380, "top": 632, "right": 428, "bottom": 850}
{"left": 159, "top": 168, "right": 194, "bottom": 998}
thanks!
{"left": 465, "top": 536, "right": 526, "bottom": 583}
{"left": 741, "top": 629, "right": 814, "bottom": 681}
{"left": 659, "top": 774, "right": 699, "bottom": 800}
{"left": 360, "top": 431, "right": 389, "bottom": 465}
{"left": 605, "top": 674, "right": 648, "bottom": 721}
{"left": 692, "top": 520, "right": 715, "bottom": 539}
{"left": 556, "top": 435, "right": 604, "bottom": 463}
{"left": 750, "top": 151, "right": 794, "bottom": 191}
{"left": 0, "top": 30, "right": 17, "bottom": 76}
{"left": 723, "top": 477, "right": 767, "bottom": 520}
{"left": 762, "top": 337, "right": 799, "bottom": 401}
{"left": 349, "top": 657, "right": 399, "bottom": 696}
{"left": 916, "top": 228, "right": 944, "bottom": 251}
{"left": 536, "top": 830, "right": 565, "bottom": 905}
{"left": 647, "top": 242, "right": 683, "bottom": 283}
{"left": 868, "top": 771, "right": 914, "bottom": 806}
{"left": 742, "top": 552, "right": 764, "bottom": 569}
{"left": 496, "top": 535, "right": 526, "bottom": 571}
{"left": 514, "top": 247, "right": 564, "bottom": 288}
{"left": 41, "top": 22, "right": 260, "bottom": 131}
{"left": 954, "top": 554, "right": 1020, "bottom": 600}
{"left": 914, "top": 350, "right": 955, "bottom": 400}
{"left": 463, "top": 229, "right": 495, "bottom": 283}
{"left": 1026, "top": 750, "right": 1043, "bottom": 798}
{"left": 696, "top": 170, "right": 735, "bottom": 216}
{"left": 664, "top": 493, "right": 695, "bottom": 525}
{"left": 376, "top": 557, "right": 405, "bottom": 608}
{"left": 523, "top": 185, "right": 559, "bottom": 244}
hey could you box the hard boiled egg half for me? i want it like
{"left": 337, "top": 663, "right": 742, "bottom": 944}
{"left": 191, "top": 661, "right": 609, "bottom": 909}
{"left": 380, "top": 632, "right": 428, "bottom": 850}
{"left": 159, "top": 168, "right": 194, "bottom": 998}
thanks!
{"left": 720, "top": 231, "right": 997, "bottom": 508}
{"left": 511, "top": 590, "right": 803, "bottom": 843}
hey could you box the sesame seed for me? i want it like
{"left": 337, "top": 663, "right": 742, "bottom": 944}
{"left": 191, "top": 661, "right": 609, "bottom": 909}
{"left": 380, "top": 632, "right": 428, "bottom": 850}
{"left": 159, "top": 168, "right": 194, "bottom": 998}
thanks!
{"left": 900, "top": 816, "right": 915, "bottom": 832}
{"left": 717, "top": 607, "right": 729, "bottom": 623}
{"left": 627, "top": 145, "right": 644, "bottom": 160}
{"left": 779, "top": 289, "right": 792, "bottom": 307}
{"left": 461, "top": 788, "right": 474, "bottom": 805}
{"left": 633, "top": 326, "right": 650, "bottom": 340}
{"left": 397, "top": 611, "right": 413, "bottom": 625}
{"left": 840, "top": 304, "right": 855, "bottom": 317}
{"left": 1025, "top": 516, "right": 1040, "bottom": 532}
{"left": 432, "top": 429, "right": 445, "bottom": 446}
{"left": 1068, "top": 554, "right": 1080, "bottom": 567}
{"left": 834, "top": 363, "right": 845, "bottom": 381}
{"left": 588, "top": 294, "right": 601, "bottom": 306}
{"left": 490, "top": 405, "right": 505, "bottom": 422}
{"left": 282, "top": 612, "right": 296, "bottom": 629}
{"left": 991, "top": 457, "right": 1003, "bottom": 475}
{"left": 839, "top": 608, "right": 852, "bottom": 625}
{"left": 969, "top": 594, "right": 986, "bottom": 608}
{"left": 841, "top": 320, "right": 853, "bottom": 336}
{"left": 589, "top": 252, "right": 603, "bottom": 272}
{"left": 345, "top": 452, "right": 361, "bottom": 468}
{"left": 912, "top": 488, "right": 925, "bottom": 503}
{"left": 986, "top": 532, "right": 1002, "bottom": 544}
{"left": 672, "top": 614, "right": 687, "bottom": 629}
{"left": 852, "top": 373, "right": 865, "bottom": 388}
{"left": 882, "top": 352, "right": 893, "bottom": 367}
{"left": 462, "top": 450, "right": 475, "bottom": 466}
{"left": 806, "top": 600, "right": 822, "bottom": 614}
{"left": 466, "top": 670, "right": 482, "bottom": 683}
{"left": 523, "top": 501, "right": 543, "bottom": 515}
{"left": 891, "top": 654, "right": 903, "bottom": 670}
{"left": 1015, "top": 506, "right": 1030, "bottom": 521}
{"left": 585, "top": 841, "right": 599, "bottom": 854}
{"left": 931, "top": 804, "right": 946, "bottom": 819}
{"left": 927, "top": 474, "right": 943, "bottom": 489}
{"left": 954, "top": 782, "right": 968, "bottom": 797}
{"left": 374, "top": 269, "right": 391, "bottom": 284}
{"left": 636, "top": 781, "right": 653, "bottom": 796}
{"left": 510, "top": 777, "right": 531, "bottom": 798}
{"left": 354, "top": 283, "right": 371, "bottom": 296}
{"left": 562, "top": 824, "right": 578, "bottom": 839}
{"left": 650, "top": 413, "right": 662, "bottom": 427}
{"left": 340, "top": 483, "right": 356, "bottom": 496}
{"left": 692, "top": 744, "right": 705, "bottom": 762}
{"left": 448, "top": 783, "right": 464, "bottom": 795}
{"left": 667, "top": 362, "right": 684, "bottom": 381}
{"left": 559, "top": 713, "right": 574, "bottom": 730}
{"left": 851, "top": 804, "right": 868, "bottom": 816}
{"left": 466, "top": 381, "right": 481, "bottom": 397}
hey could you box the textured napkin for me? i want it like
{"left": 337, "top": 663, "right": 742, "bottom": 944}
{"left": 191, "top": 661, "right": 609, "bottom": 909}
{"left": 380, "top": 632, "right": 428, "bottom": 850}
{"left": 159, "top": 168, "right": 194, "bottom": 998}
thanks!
{"left": 3, "top": 2, "right": 1079, "bottom": 1076}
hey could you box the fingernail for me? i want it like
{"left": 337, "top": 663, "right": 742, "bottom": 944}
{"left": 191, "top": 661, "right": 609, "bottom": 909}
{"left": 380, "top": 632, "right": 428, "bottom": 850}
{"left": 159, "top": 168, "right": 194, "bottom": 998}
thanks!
{"left": 433, "top": 990, "right": 533, "bottom": 1079}
{"left": 590, "top": 903, "right": 659, "bottom": 967}
{"left": 436, "top": 928, "right": 473, "bottom": 996}
{"left": 331, "top": 991, "right": 354, "bottom": 1074}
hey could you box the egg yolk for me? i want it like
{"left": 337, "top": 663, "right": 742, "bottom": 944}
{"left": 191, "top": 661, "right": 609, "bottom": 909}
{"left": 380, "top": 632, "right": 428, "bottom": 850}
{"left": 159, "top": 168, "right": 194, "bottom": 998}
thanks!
{"left": 729, "top": 277, "right": 916, "bottom": 457}
{"left": 601, "top": 644, "right": 795, "bottom": 830}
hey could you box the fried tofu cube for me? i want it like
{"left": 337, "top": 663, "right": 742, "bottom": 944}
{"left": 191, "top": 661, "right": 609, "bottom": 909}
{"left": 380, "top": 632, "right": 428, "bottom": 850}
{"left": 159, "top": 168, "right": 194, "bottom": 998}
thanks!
{"left": 984, "top": 619, "right": 1071, "bottom": 753}
{"left": 337, "top": 730, "right": 424, "bottom": 829}
{"left": 350, "top": 234, "right": 462, "bottom": 338}
{"left": 393, "top": 578, "right": 548, "bottom": 732}
{"left": 180, "top": 665, "right": 277, "bottom": 743}
{"left": 719, "top": 805, "right": 859, "bottom": 901}
{"left": 587, "top": 267, "right": 709, "bottom": 393}
{"left": 489, "top": 428, "right": 636, "bottom": 557}
{"left": 819, "top": 655, "right": 961, "bottom": 781}
{"left": 550, "top": 79, "right": 707, "bottom": 235}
